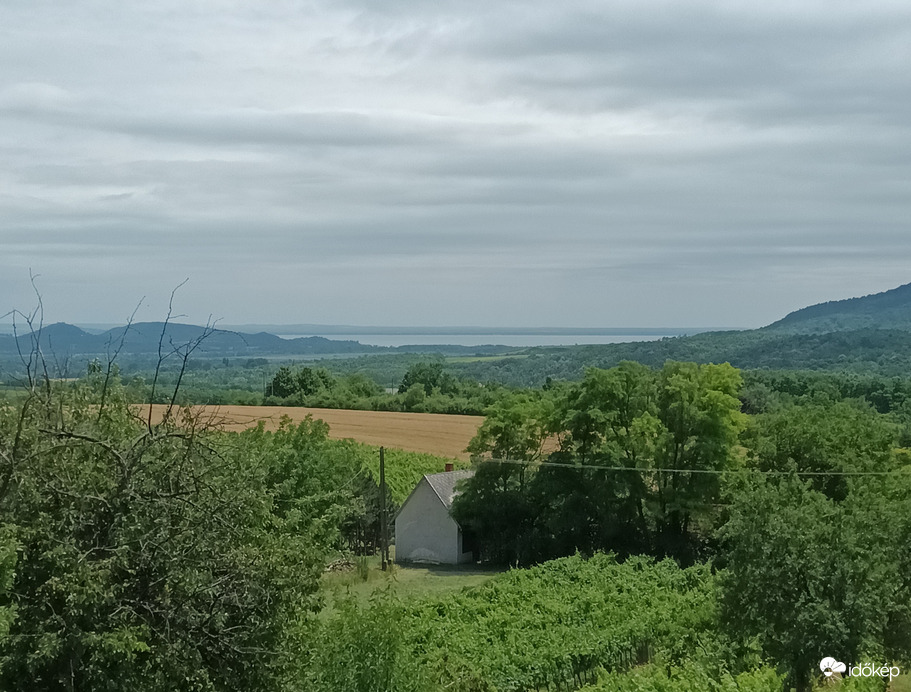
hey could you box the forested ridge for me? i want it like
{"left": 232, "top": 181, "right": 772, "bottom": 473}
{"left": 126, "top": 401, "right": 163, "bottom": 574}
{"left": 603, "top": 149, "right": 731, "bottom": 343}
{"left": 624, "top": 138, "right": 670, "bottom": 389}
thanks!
{"left": 768, "top": 281, "right": 911, "bottom": 333}
{"left": 449, "top": 327, "right": 911, "bottom": 386}
{"left": 453, "top": 281, "right": 911, "bottom": 383}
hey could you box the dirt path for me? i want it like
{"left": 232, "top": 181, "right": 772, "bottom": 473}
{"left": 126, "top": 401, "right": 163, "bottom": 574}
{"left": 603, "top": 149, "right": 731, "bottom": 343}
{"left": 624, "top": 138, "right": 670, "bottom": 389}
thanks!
{"left": 144, "top": 404, "right": 483, "bottom": 459}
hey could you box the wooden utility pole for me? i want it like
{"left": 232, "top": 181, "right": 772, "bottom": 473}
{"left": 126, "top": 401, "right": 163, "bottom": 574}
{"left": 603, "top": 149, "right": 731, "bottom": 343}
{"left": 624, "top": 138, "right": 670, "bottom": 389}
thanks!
{"left": 379, "top": 446, "right": 388, "bottom": 570}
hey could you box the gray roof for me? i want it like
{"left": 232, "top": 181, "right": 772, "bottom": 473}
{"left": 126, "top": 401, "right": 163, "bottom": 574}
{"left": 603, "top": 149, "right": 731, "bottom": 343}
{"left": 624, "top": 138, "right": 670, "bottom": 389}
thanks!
{"left": 424, "top": 470, "right": 474, "bottom": 509}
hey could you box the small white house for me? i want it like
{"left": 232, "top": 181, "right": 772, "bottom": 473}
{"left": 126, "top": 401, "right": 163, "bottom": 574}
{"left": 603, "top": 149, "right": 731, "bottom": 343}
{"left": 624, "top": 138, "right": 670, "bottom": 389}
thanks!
{"left": 395, "top": 469, "right": 475, "bottom": 564}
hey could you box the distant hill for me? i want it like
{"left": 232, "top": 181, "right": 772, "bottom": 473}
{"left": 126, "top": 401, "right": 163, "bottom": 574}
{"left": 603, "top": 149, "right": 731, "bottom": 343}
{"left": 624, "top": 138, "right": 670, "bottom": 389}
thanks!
{"left": 766, "top": 282, "right": 911, "bottom": 333}
{"left": 0, "top": 322, "right": 518, "bottom": 363}
{"left": 0, "top": 322, "right": 384, "bottom": 359}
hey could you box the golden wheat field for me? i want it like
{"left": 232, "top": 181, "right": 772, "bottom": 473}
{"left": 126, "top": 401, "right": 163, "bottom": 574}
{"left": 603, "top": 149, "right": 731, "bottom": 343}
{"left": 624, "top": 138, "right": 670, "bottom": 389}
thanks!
{"left": 143, "top": 404, "right": 484, "bottom": 459}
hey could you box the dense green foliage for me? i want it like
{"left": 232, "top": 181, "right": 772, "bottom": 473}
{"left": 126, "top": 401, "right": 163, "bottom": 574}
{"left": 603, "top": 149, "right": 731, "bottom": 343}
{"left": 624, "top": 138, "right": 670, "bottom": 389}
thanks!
{"left": 740, "top": 369, "right": 911, "bottom": 414}
{"left": 404, "top": 554, "right": 716, "bottom": 691}
{"left": 262, "top": 359, "right": 506, "bottom": 414}
{"left": 743, "top": 401, "right": 896, "bottom": 499}
{"left": 305, "top": 594, "right": 428, "bottom": 692}
{"left": 719, "top": 472, "right": 911, "bottom": 691}
{"left": 454, "top": 362, "right": 745, "bottom": 564}
{"left": 449, "top": 328, "right": 911, "bottom": 386}
{"left": 0, "top": 355, "right": 477, "bottom": 690}
{"left": 234, "top": 421, "right": 463, "bottom": 553}
{"left": 350, "top": 444, "right": 467, "bottom": 505}
{"left": 269, "top": 365, "right": 337, "bottom": 398}
{"left": 719, "top": 404, "right": 911, "bottom": 689}
{"left": 108, "top": 356, "right": 506, "bottom": 414}
{"left": 0, "top": 532, "right": 15, "bottom": 661}
{"left": 0, "top": 376, "right": 342, "bottom": 690}
{"left": 579, "top": 662, "right": 785, "bottom": 691}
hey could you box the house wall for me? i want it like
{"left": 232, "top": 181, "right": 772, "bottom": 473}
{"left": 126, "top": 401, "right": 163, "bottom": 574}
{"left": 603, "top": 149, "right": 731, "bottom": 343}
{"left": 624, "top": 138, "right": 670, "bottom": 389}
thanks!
{"left": 395, "top": 480, "right": 464, "bottom": 564}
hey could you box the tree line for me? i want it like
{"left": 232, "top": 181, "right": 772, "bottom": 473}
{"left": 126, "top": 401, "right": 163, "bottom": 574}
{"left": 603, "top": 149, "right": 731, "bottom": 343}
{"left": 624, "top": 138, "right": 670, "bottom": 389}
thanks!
{"left": 261, "top": 359, "right": 508, "bottom": 415}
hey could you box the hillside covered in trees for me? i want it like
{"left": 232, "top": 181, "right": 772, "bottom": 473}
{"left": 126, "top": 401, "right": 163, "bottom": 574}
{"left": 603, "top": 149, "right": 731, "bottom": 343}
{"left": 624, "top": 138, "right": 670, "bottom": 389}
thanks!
{"left": 451, "top": 280, "right": 911, "bottom": 385}
{"left": 767, "top": 281, "right": 911, "bottom": 333}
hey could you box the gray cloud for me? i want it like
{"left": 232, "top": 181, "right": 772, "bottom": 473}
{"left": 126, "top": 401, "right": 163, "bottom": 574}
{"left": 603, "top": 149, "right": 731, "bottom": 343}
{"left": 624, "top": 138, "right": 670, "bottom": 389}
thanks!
{"left": 1, "top": 0, "right": 910, "bottom": 328}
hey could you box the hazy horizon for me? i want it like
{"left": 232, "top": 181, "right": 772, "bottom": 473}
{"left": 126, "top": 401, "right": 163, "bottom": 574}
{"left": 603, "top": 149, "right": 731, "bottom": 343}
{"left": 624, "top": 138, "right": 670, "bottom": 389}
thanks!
{"left": 0, "top": 321, "right": 730, "bottom": 337}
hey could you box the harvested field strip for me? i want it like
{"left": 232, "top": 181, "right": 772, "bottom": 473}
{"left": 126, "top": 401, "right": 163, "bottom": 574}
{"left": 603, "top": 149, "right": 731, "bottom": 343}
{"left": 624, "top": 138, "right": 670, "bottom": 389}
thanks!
{"left": 143, "top": 404, "right": 483, "bottom": 460}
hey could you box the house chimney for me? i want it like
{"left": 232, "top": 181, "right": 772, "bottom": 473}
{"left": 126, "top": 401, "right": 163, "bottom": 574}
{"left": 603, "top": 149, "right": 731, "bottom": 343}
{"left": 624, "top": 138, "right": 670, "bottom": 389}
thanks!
{"left": 445, "top": 462, "right": 454, "bottom": 472}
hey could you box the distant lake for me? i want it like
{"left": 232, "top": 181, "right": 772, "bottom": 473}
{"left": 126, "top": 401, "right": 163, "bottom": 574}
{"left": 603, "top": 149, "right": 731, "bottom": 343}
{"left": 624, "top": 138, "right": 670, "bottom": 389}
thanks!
{"left": 275, "top": 333, "right": 693, "bottom": 348}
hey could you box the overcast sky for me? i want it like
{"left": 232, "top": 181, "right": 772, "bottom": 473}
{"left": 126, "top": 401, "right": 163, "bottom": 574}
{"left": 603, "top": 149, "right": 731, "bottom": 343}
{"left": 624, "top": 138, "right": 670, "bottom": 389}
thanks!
{"left": 2, "top": 0, "right": 910, "bottom": 328}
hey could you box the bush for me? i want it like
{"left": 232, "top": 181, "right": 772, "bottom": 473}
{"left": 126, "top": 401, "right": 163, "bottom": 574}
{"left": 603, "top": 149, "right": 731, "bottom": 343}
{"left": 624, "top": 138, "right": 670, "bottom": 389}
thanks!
{"left": 0, "top": 374, "right": 338, "bottom": 691}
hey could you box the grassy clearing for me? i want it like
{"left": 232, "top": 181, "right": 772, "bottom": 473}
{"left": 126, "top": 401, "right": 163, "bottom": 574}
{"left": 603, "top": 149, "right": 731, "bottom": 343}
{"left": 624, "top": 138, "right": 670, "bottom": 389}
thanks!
{"left": 321, "top": 555, "right": 502, "bottom": 615}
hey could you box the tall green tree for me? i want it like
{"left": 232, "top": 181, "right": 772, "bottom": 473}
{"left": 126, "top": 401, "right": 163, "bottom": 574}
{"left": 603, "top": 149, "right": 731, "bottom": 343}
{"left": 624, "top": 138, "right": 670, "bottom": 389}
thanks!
{"left": 745, "top": 401, "right": 895, "bottom": 500}
{"left": 651, "top": 362, "right": 744, "bottom": 557}
{"left": 296, "top": 367, "right": 334, "bottom": 396}
{"left": 467, "top": 391, "right": 554, "bottom": 463}
{"left": 451, "top": 460, "right": 538, "bottom": 564}
{"left": 457, "top": 392, "right": 555, "bottom": 562}
{"left": 398, "top": 360, "right": 457, "bottom": 396}
{"left": 549, "top": 362, "right": 659, "bottom": 554}
{"left": 270, "top": 365, "right": 298, "bottom": 398}
{"left": 456, "top": 362, "right": 745, "bottom": 563}
{"left": 719, "top": 473, "right": 907, "bottom": 692}
{"left": 0, "top": 532, "right": 16, "bottom": 663}
{"left": 553, "top": 362, "right": 744, "bottom": 560}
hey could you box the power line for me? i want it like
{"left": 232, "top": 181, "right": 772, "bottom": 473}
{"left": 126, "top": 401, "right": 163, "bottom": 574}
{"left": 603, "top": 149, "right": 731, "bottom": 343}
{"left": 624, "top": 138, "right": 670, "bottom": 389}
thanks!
{"left": 332, "top": 466, "right": 366, "bottom": 494}
{"left": 470, "top": 456, "right": 910, "bottom": 478}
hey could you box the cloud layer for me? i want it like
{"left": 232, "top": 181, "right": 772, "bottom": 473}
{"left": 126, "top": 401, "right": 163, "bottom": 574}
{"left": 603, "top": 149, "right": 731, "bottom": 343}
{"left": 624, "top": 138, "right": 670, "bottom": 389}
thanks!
{"left": 2, "top": 1, "right": 910, "bottom": 327}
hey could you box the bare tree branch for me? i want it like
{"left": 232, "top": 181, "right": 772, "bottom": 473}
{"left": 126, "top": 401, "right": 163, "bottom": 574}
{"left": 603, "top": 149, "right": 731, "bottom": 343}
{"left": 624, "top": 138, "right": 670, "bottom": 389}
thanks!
{"left": 97, "top": 298, "right": 144, "bottom": 422}
{"left": 147, "top": 278, "right": 189, "bottom": 433}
